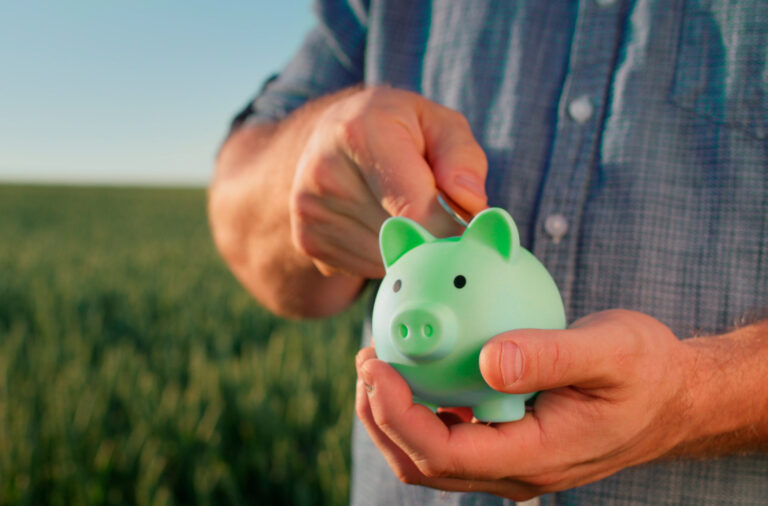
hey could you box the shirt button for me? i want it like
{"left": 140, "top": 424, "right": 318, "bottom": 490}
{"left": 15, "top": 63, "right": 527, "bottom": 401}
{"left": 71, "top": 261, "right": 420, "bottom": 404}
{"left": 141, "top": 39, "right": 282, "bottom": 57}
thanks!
{"left": 568, "top": 95, "right": 594, "bottom": 123}
{"left": 544, "top": 214, "right": 569, "bottom": 244}
{"left": 595, "top": 0, "right": 617, "bottom": 6}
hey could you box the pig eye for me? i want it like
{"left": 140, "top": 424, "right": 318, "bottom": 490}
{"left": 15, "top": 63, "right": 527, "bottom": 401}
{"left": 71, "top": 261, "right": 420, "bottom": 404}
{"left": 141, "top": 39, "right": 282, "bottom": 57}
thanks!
{"left": 453, "top": 275, "right": 466, "bottom": 289}
{"left": 393, "top": 279, "right": 402, "bottom": 293}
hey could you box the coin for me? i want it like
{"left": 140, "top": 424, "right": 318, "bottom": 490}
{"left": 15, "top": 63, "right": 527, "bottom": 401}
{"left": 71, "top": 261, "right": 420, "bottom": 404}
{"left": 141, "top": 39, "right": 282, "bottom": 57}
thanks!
{"left": 437, "top": 190, "right": 474, "bottom": 227}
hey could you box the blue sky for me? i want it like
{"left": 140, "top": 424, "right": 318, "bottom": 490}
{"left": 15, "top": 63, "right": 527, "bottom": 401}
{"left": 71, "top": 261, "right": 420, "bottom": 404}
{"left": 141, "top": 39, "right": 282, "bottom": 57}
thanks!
{"left": 0, "top": 2, "right": 315, "bottom": 186}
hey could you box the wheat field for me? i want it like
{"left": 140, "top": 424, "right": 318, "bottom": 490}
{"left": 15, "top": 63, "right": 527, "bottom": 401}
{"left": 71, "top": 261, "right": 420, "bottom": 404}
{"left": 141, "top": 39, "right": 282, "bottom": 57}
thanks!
{"left": 0, "top": 185, "right": 366, "bottom": 505}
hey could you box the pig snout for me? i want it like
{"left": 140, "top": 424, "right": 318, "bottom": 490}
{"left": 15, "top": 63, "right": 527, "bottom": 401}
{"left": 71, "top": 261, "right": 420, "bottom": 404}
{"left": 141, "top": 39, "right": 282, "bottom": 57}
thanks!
{"left": 390, "top": 302, "right": 458, "bottom": 362}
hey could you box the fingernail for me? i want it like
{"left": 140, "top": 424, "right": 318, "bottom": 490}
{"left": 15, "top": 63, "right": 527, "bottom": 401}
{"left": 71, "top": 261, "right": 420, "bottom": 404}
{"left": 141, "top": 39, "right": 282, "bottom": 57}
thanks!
{"left": 359, "top": 363, "right": 374, "bottom": 394}
{"left": 454, "top": 173, "right": 485, "bottom": 198}
{"left": 501, "top": 341, "right": 523, "bottom": 386}
{"left": 357, "top": 377, "right": 374, "bottom": 393}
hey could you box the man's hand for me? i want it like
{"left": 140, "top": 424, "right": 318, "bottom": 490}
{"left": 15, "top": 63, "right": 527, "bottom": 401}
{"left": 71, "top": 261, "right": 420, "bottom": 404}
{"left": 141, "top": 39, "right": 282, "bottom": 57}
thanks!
{"left": 355, "top": 309, "right": 768, "bottom": 500}
{"left": 290, "top": 87, "right": 488, "bottom": 278}
{"left": 210, "top": 86, "right": 487, "bottom": 317}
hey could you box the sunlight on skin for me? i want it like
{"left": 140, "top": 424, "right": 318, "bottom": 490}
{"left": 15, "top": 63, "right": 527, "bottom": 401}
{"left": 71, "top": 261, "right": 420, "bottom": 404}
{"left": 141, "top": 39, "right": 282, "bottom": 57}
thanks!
{"left": 354, "top": 309, "right": 740, "bottom": 501}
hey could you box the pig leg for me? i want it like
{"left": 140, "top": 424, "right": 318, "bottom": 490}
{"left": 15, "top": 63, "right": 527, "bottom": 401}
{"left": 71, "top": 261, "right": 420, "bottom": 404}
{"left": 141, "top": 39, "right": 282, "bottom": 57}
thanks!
{"left": 472, "top": 393, "right": 527, "bottom": 422}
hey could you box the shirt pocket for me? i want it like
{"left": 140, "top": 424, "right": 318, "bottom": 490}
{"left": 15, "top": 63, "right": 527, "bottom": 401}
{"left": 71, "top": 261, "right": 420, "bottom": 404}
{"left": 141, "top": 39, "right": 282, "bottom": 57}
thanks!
{"left": 670, "top": 0, "right": 768, "bottom": 139}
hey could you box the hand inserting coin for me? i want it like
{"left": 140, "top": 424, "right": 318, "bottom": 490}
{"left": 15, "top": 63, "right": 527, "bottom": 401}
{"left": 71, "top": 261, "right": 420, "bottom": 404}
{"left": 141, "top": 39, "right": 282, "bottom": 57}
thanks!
{"left": 436, "top": 190, "right": 476, "bottom": 228}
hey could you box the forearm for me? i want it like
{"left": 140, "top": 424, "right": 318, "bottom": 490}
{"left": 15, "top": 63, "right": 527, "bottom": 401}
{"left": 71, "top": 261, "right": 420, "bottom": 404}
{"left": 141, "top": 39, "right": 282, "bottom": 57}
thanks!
{"left": 673, "top": 317, "right": 768, "bottom": 457}
{"left": 208, "top": 88, "right": 365, "bottom": 318}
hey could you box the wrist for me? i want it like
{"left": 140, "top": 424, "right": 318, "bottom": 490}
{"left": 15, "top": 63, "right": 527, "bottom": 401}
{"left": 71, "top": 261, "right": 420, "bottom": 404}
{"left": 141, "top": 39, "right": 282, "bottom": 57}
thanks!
{"left": 210, "top": 87, "right": 368, "bottom": 318}
{"left": 672, "top": 322, "right": 768, "bottom": 456}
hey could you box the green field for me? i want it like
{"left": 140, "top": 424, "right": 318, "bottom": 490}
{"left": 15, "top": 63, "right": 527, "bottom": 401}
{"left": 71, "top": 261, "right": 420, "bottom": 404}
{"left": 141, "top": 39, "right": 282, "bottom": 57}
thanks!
{"left": 0, "top": 185, "right": 367, "bottom": 505}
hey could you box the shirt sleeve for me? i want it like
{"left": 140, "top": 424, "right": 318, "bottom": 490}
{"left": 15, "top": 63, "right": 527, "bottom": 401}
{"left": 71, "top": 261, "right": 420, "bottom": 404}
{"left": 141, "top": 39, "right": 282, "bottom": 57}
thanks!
{"left": 230, "top": 0, "right": 368, "bottom": 131}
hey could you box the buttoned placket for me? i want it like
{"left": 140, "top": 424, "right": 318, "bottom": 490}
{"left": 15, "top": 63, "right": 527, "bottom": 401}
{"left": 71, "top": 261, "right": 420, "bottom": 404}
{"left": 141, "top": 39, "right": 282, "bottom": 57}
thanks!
{"left": 532, "top": 0, "right": 625, "bottom": 319}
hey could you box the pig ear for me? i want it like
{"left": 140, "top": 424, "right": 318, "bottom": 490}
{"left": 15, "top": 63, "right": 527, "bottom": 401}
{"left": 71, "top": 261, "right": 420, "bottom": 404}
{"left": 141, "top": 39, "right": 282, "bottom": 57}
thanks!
{"left": 379, "top": 217, "right": 435, "bottom": 268}
{"left": 462, "top": 208, "right": 521, "bottom": 262}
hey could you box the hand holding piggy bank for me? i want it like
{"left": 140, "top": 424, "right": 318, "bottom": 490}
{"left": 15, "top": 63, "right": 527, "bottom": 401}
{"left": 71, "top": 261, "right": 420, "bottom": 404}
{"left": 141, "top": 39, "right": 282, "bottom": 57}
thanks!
{"left": 372, "top": 208, "right": 566, "bottom": 422}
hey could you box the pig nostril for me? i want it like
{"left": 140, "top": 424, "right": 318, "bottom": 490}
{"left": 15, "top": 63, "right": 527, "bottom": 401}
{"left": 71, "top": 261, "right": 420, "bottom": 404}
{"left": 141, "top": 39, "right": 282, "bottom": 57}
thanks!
{"left": 399, "top": 324, "right": 409, "bottom": 339}
{"left": 422, "top": 324, "right": 433, "bottom": 338}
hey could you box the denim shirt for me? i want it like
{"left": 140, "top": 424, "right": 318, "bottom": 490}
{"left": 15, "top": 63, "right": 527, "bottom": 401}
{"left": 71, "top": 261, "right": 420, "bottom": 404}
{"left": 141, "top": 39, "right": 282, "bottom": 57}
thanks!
{"left": 237, "top": 0, "right": 768, "bottom": 504}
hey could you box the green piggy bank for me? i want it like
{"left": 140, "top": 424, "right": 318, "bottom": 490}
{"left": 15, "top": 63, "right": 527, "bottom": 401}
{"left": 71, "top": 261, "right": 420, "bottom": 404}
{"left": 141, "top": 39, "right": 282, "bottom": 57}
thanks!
{"left": 372, "top": 207, "right": 566, "bottom": 422}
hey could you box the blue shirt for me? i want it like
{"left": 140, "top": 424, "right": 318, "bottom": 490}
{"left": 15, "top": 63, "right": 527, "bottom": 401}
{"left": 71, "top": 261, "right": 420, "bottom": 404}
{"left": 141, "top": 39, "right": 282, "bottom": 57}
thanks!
{"left": 236, "top": 0, "right": 768, "bottom": 504}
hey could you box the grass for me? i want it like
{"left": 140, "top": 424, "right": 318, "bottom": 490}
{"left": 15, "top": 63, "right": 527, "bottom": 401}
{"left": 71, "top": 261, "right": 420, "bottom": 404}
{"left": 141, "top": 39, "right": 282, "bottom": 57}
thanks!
{"left": 0, "top": 185, "right": 366, "bottom": 505}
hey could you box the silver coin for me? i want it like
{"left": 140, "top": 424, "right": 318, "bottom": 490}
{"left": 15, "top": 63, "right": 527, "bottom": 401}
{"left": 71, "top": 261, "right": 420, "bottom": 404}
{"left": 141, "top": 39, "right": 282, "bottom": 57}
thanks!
{"left": 437, "top": 192, "right": 470, "bottom": 228}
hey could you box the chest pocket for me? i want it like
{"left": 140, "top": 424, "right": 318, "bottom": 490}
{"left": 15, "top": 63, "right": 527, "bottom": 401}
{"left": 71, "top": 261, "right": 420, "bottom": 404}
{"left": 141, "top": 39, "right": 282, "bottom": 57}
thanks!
{"left": 670, "top": 0, "right": 768, "bottom": 139}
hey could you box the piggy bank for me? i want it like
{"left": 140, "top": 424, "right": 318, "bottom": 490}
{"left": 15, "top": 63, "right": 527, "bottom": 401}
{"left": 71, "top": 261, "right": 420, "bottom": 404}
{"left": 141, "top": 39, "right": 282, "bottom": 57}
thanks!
{"left": 372, "top": 208, "right": 566, "bottom": 422}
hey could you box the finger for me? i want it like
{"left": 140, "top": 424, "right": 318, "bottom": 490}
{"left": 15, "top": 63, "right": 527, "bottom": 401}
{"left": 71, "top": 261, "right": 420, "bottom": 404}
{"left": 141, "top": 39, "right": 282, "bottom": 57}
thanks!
{"left": 312, "top": 218, "right": 384, "bottom": 266}
{"left": 355, "top": 358, "right": 539, "bottom": 500}
{"left": 355, "top": 346, "right": 378, "bottom": 369}
{"left": 307, "top": 219, "right": 384, "bottom": 277}
{"left": 335, "top": 92, "right": 487, "bottom": 238}
{"left": 479, "top": 321, "right": 631, "bottom": 394}
{"left": 352, "top": 139, "right": 462, "bottom": 238}
{"left": 357, "top": 357, "right": 452, "bottom": 470}
{"left": 306, "top": 157, "right": 392, "bottom": 235}
{"left": 358, "top": 360, "right": 449, "bottom": 468}
{"left": 309, "top": 244, "right": 382, "bottom": 279}
{"left": 355, "top": 375, "right": 427, "bottom": 483}
{"left": 313, "top": 259, "right": 338, "bottom": 277}
{"left": 355, "top": 347, "right": 446, "bottom": 484}
{"left": 293, "top": 142, "right": 391, "bottom": 237}
{"left": 419, "top": 104, "right": 488, "bottom": 215}
{"left": 291, "top": 203, "right": 385, "bottom": 278}
{"left": 336, "top": 108, "right": 433, "bottom": 221}
{"left": 418, "top": 194, "right": 473, "bottom": 238}
{"left": 314, "top": 185, "right": 390, "bottom": 237}
{"left": 338, "top": 101, "right": 477, "bottom": 228}
{"left": 290, "top": 176, "right": 385, "bottom": 258}
{"left": 358, "top": 357, "right": 549, "bottom": 481}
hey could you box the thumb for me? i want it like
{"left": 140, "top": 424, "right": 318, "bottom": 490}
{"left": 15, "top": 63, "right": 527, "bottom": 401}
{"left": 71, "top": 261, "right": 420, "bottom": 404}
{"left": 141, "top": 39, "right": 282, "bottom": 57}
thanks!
{"left": 418, "top": 104, "right": 488, "bottom": 216}
{"left": 478, "top": 326, "right": 622, "bottom": 394}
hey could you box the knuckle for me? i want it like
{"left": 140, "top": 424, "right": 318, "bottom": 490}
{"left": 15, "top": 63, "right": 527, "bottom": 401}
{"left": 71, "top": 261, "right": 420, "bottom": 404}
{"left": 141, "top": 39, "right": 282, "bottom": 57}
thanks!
{"left": 289, "top": 207, "right": 326, "bottom": 260}
{"left": 297, "top": 153, "right": 356, "bottom": 202}
{"left": 355, "top": 348, "right": 371, "bottom": 369}
{"left": 470, "top": 144, "right": 489, "bottom": 174}
{"left": 354, "top": 397, "right": 367, "bottom": 419}
{"left": 374, "top": 413, "right": 396, "bottom": 436}
{"left": 289, "top": 190, "right": 321, "bottom": 224}
{"left": 414, "top": 458, "right": 446, "bottom": 479}
{"left": 440, "top": 109, "right": 476, "bottom": 139}
{"left": 338, "top": 115, "right": 365, "bottom": 146}
{"left": 609, "top": 309, "right": 653, "bottom": 359}
{"left": 291, "top": 225, "right": 322, "bottom": 259}
{"left": 525, "top": 472, "right": 563, "bottom": 490}
{"left": 393, "top": 467, "right": 421, "bottom": 485}
{"left": 383, "top": 196, "right": 414, "bottom": 219}
{"left": 532, "top": 339, "right": 568, "bottom": 386}
{"left": 337, "top": 115, "right": 372, "bottom": 160}
{"left": 302, "top": 154, "right": 330, "bottom": 180}
{"left": 354, "top": 398, "right": 374, "bottom": 422}
{"left": 315, "top": 260, "right": 341, "bottom": 277}
{"left": 546, "top": 340, "right": 566, "bottom": 384}
{"left": 447, "top": 108, "right": 471, "bottom": 129}
{"left": 383, "top": 197, "right": 433, "bottom": 227}
{"left": 309, "top": 160, "right": 343, "bottom": 199}
{"left": 609, "top": 308, "right": 646, "bottom": 331}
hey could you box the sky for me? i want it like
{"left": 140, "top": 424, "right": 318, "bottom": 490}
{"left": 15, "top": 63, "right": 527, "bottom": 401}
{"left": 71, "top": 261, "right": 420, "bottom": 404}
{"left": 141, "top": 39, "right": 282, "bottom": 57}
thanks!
{"left": 0, "top": 1, "right": 315, "bottom": 186}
